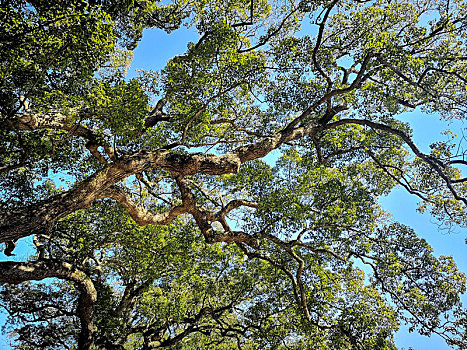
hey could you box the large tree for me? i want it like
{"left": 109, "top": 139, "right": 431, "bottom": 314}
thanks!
{"left": 1, "top": 0, "right": 467, "bottom": 348}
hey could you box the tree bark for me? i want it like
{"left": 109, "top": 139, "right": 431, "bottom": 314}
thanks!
{"left": 0, "top": 150, "right": 242, "bottom": 243}
{"left": 0, "top": 117, "right": 321, "bottom": 245}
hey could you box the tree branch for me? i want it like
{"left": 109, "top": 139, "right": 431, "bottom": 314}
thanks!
{"left": 0, "top": 260, "right": 97, "bottom": 350}
{"left": 100, "top": 185, "right": 189, "bottom": 226}
{"left": 323, "top": 118, "right": 467, "bottom": 206}
{"left": 6, "top": 111, "right": 116, "bottom": 162}
{"left": 0, "top": 150, "right": 242, "bottom": 246}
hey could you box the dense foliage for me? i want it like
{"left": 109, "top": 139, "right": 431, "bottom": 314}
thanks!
{"left": 1, "top": 0, "right": 467, "bottom": 349}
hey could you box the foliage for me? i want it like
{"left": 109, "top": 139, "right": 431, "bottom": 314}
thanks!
{"left": 1, "top": 0, "right": 467, "bottom": 349}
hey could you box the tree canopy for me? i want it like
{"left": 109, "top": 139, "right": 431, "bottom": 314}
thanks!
{"left": 1, "top": 0, "right": 467, "bottom": 349}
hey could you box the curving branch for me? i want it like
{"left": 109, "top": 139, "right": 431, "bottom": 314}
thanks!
{"left": 3, "top": 110, "right": 464, "bottom": 256}
{"left": 6, "top": 111, "right": 116, "bottom": 162}
{"left": 175, "top": 177, "right": 259, "bottom": 248}
{"left": 283, "top": 52, "right": 374, "bottom": 131}
{"left": 1, "top": 110, "right": 326, "bottom": 249}
{"left": 322, "top": 118, "right": 467, "bottom": 206}
{"left": 3, "top": 93, "right": 464, "bottom": 254}
{"left": 0, "top": 259, "right": 97, "bottom": 350}
{"left": 236, "top": 241, "right": 334, "bottom": 330}
{"left": 365, "top": 149, "right": 432, "bottom": 202}
{"left": 100, "top": 185, "right": 189, "bottom": 226}
{"left": 312, "top": 0, "right": 339, "bottom": 90}
{"left": 0, "top": 150, "right": 242, "bottom": 245}
{"left": 143, "top": 98, "right": 169, "bottom": 129}
{"left": 208, "top": 199, "right": 258, "bottom": 222}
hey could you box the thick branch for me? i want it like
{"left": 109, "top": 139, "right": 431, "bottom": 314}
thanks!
{"left": 1, "top": 95, "right": 366, "bottom": 248}
{"left": 0, "top": 150, "right": 241, "bottom": 245}
{"left": 11, "top": 112, "right": 92, "bottom": 138}
{"left": 1, "top": 112, "right": 324, "bottom": 246}
{"left": 0, "top": 260, "right": 97, "bottom": 350}
{"left": 175, "top": 177, "right": 259, "bottom": 248}
{"left": 144, "top": 98, "right": 169, "bottom": 129}
{"left": 100, "top": 186, "right": 189, "bottom": 226}
{"left": 7, "top": 112, "right": 116, "bottom": 162}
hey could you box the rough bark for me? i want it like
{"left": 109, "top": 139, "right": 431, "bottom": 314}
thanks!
{"left": 3, "top": 109, "right": 463, "bottom": 249}
{"left": 100, "top": 185, "right": 190, "bottom": 226}
{"left": 0, "top": 116, "right": 321, "bottom": 245}
{"left": 0, "top": 150, "right": 242, "bottom": 243}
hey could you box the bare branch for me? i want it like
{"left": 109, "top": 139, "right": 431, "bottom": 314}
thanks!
{"left": 312, "top": 0, "right": 339, "bottom": 90}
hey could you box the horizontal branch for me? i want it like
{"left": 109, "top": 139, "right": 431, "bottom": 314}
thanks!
{"left": 1, "top": 107, "right": 328, "bottom": 247}
{"left": 7, "top": 111, "right": 116, "bottom": 162}
{"left": 0, "top": 260, "right": 91, "bottom": 287}
{"left": 10, "top": 112, "right": 93, "bottom": 138}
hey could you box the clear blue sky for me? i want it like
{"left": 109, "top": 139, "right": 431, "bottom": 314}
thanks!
{"left": 1, "top": 23, "right": 466, "bottom": 350}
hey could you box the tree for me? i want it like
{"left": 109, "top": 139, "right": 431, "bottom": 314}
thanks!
{"left": 1, "top": 0, "right": 467, "bottom": 348}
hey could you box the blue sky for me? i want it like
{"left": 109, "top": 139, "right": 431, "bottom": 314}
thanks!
{"left": 128, "top": 29, "right": 466, "bottom": 348}
{"left": 1, "top": 21, "right": 466, "bottom": 350}
{"left": 380, "top": 112, "right": 467, "bottom": 350}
